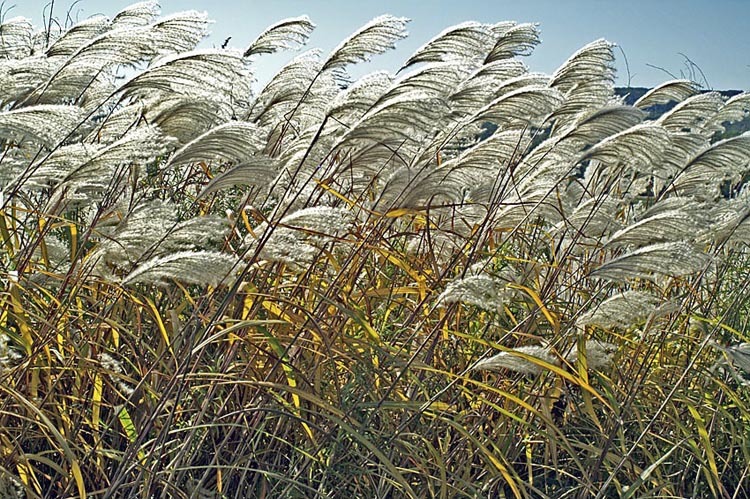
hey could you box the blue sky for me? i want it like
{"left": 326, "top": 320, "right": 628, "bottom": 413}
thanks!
{"left": 11, "top": 0, "right": 750, "bottom": 90}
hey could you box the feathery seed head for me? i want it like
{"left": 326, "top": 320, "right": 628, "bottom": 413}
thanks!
{"left": 473, "top": 345, "right": 558, "bottom": 375}
{"left": 437, "top": 274, "right": 507, "bottom": 312}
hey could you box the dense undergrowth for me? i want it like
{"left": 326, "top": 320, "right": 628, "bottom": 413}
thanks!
{"left": 1, "top": 2, "right": 750, "bottom": 497}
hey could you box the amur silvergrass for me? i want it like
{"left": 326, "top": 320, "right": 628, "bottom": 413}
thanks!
{"left": 1, "top": 1, "right": 750, "bottom": 497}
{"left": 472, "top": 340, "right": 617, "bottom": 376}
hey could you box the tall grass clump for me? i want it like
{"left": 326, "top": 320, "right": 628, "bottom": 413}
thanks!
{"left": 1, "top": 2, "right": 750, "bottom": 497}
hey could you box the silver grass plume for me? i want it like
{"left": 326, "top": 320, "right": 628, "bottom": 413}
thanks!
{"left": 550, "top": 80, "right": 617, "bottom": 131}
{"left": 449, "top": 59, "right": 529, "bottom": 114}
{"left": 145, "top": 96, "right": 230, "bottom": 144}
{"left": 322, "top": 15, "right": 409, "bottom": 72}
{"left": 246, "top": 207, "right": 355, "bottom": 269}
{"left": 135, "top": 9, "right": 211, "bottom": 54}
{"left": 548, "top": 39, "right": 616, "bottom": 128}
{"left": 442, "top": 130, "right": 531, "bottom": 185}
{"left": 591, "top": 241, "right": 710, "bottom": 282}
{"left": 0, "top": 468, "right": 23, "bottom": 498}
{"left": 683, "top": 132, "right": 750, "bottom": 174}
{"left": 46, "top": 15, "right": 111, "bottom": 57}
{"left": 471, "top": 85, "right": 565, "bottom": 128}
{"left": 163, "top": 217, "right": 232, "bottom": 250}
{"left": 270, "top": 75, "right": 339, "bottom": 133}
{"left": 336, "top": 91, "right": 447, "bottom": 150}
{"left": 550, "top": 39, "right": 615, "bottom": 93}
{"left": 167, "top": 122, "right": 264, "bottom": 168}
{"left": 31, "top": 233, "right": 72, "bottom": 273}
{"left": 671, "top": 132, "right": 750, "bottom": 198}
{"left": 511, "top": 138, "right": 578, "bottom": 188}
{"left": 513, "top": 134, "right": 577, "bottom": 176}
{"left": 436, "top": 274, "right": 509, "bottom": 312}
{"left": 21, "top": 58, "right": 116, "bottom": 109}
{"left": 0, "top": 332, "right": 23, "bottom": 373}
{"left": 556, "top": 106, "right": 645, "bottom": 146}
{"left": 406, "top": 230, "right": 466, "bottom": 265}
{"left": 700, "top": 188, "right": 750, "bottom": 245}
{"left": 244, "top": 16, "right": 315, "bottom": 56}
{"left": 110, "top": 1, "right": 161, "bottom": 29}
{"left": 473, "top": 340, "right": 616, "bottom": 375}
{"left": 490, "top": 187, "right": 569, "bottom": 229}
{"left": 120, "top": 48, "right": 252, "bottom": 102}
{"left": 49, "top": 9, "right": 210, "bottom": 85}
{"left": 247, "top": 49, "right": 323, "bottom": 127}
{"left": 402, "top": 22, "right": 495, "bottom": 69}
{"left": 654, "top": 132, "right": 709, "bottom": 182}
{"left": 31, "top": 10, "right": 211, "bottom": 104}
{"left": 604, "top": 209, "right": 701, "bottom": 248}
{"left": 273, "top": 124, "right": 335, "bottom": 171}
{"left": 556, "top": 195, "right": 624, "bottom": 240}
{"left": 374, "top": 164, "right": 467, "bottom": 210}
{"left": 449, "top": 75, "right": 549, "bottom": 141}
{"left": 85, "top": 102, "right": 144, "bottom": 142}
{"left": 374, "top": 62, "right": 473, "bottom": 105}
{"left": 326, "top": 70, "right": 394, "bottom": 122}
{"left": 487, "top": 73, "right": 552, "bottom": 101}
{"left": 474, "top": 345, "right": 557, "bottom": 375}
{"left": 577, "top": 290, "right": 665, "bottom": 329}
{"left": 43, "top": 69, "right": 118, "bottom": 112}
{"left": 656, "top": 92, "right": 724, "bottom": 136}
{"left": 634, "top": 79, "right": 698, "bottom": 109}
{"left": 87, "top": 194, "right": 232, "bottom": 285}
{"left": 485, "top": 22, "right": 540, "bottom": 62}
{"left": 0, "top": 105, "right": 85, "bottom": 148}
{"left": 0, "top": 56, "right": 55, "bottom": 105}
{"left": 122, "top": 250, "right": 237, "bottom": 287}
{"left": 92, "top": 199, "right": 229, "bottom": 269}
{"left": 248, "top": 229, "right": 320, "bottom": 269}
{"left": 564, "top": 340, "right": 618, "bottom": 369}
{"left": 640, "top": 196, "right": 710, "bottom": 221}
{"left": 581, "top": 124, "right": 671, "bottom": 178}
{"left": 263, "top": 131, "right": 339, "bottom": 206}
{"left": 486, "top": 155, "right": 573, "bottom": 213}
{"left": 54, "top": 125, "right": 177, "bottom": 196}
{"left": 0, "top": 16, "right": 33, "bottom": 58}
{"left": 98, "top": 352, "right": 135, "bottom": 396}
{"left": 198, "top": 158, "right": 280, "bottom": 198}
{"left": 707, "top": 92, "right": 750, "bottom": 131}
{"left": 333, "top": 138, "right": 414, "bottom": 185}
{"left": 23, "top": 143, "right": 99, "bottom": 189}
{"left": 278, "top": 206, "right": 355, "bottom": 235}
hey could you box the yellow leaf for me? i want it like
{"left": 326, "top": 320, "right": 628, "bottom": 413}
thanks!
{"left": 0, "top": 211, "right": 15, "bottom": 255}
{"left": 118, "top": 406, "right": 145, "bottom": 463}
{"left": 508, "top": 283, "right": 559, "bottom": 332}
{"left": 373, "top": 247, "right": 428, "bottom": 300}
{"left": 92, "top": 374, "right": 103, "bottom": 430}
{"left": 384, "top": 207, "right": 425, "bottom": 218}
{"left": 132, "top": 295, "right": 175, "bottom": 360}
{"left": 314, "top": 179, "right": 359, "bottom": 209}
{"left": 9, "top": 284, "right": 33, "bottom": 355}
{"left": 68, "top": 223, "right": 77, "bottom": 262}
{"left": 687, "top": 403, "right": 723, "bottom": 498}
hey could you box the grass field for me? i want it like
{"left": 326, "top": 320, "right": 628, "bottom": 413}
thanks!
{"left": 1, "top": 2, "right": 750, "bottom": 497}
